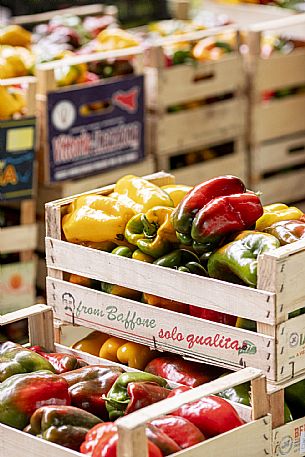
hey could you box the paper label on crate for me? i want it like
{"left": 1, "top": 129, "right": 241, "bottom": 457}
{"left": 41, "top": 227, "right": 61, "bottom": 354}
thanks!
{"left": 300, "top": 432, "right": 305, "bottom": 455}
{"left": 0, "top": 118, "right": 36, "bottom": 201}
{"left": 47, "top": 74, "right": 145, "bottom": 183}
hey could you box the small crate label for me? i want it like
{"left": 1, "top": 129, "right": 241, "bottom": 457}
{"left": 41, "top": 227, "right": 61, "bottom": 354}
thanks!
{"left": 47, "top": 74, "right": 145, "bottom": 183}
{"left": 0, "top": 261, "right": 36, "bottom": 313}
{"left": 0, "top": 118, "right": 36, "bottom": 201}
{"left": 300, "top": 432, "right": 305, "bottom": 455}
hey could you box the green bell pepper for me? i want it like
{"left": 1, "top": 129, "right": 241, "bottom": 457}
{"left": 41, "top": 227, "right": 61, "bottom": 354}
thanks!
{"left": 0, "top": 370, "right": 71, "bottom": 429}
{"left": 285, "top": 379, "right": 305, "bottom": 420}
{"left": 154, "top": 249, "right": 208, "bottom": 276}
{"left": 125, "top": 206, "right": 178, "bottom": 258}
{"left": 26, "top": 405, "right": 101, "bottom": 451}
{"left": 208, "top": 231, "right": 280, "bottom": 287}
{"left": 0, "top": 342, "right": 55, "bottom": 381}
{"left": 105, "top": 372, "right": 169, "bottom": 421}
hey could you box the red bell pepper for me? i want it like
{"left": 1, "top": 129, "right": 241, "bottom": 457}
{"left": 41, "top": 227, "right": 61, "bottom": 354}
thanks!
{"left": 168, "top": 386, "right": 244, "bottom": 438}
{"left": 29, "top": 346, "right": 88, "bottom": 374}
{"left": 150, "top": 415, "right": 205, "bottom": 449}
{"left": 146, "top": 423, "right": 181, "bottom": 455}
{"left": 91, "top": 429, "right": 163, "bottom": 457}
{"left": 145, "top": 356, "right": 221, "bottom": 387}
{"left": 80, "top": 423, "right": 116, "bottom": 456}
{"left": 125, "top": 381, "right": 171, "bottom": 415}
{"left": 189, "top": 306, "right": 237, "bottom": 327}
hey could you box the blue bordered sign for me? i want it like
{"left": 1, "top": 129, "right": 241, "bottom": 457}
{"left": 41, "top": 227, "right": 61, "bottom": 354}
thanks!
{"left": 47, "top": 74, "right": 145, "bottom": 183}
{"left": 0, "top": 117, "right": 36, "bottom": 201}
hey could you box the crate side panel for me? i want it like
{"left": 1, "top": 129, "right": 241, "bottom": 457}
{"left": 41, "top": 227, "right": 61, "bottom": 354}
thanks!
{"left": 273, "top": 416, "right": 305, "bottom": 457}
{"left": 45, "top": 238, "right": 275, "bottom": 323}
{"left": 254, "top": 168, "right": 305, "bottom": 205}
{"left": 47, "top": 278, "right": 276, "bottom": 377}
{"left": 0, "top": 224, "right": 37, "bottom": 254}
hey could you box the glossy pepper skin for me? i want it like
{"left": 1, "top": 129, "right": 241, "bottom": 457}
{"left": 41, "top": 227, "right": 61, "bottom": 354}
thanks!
{"left": 0, "top": 342, "right": 55, "bottom": 381}
{"left": 29, "top": 346, "right": 88, "bottom": 374}
{"left": 90, "top": 429, "right": 163, "bottom": 457}
{"left": 218, "top": 381, "right": 293, "bottom": 423}
{"left": 113, "top": 175, "right": 174, "bottom": 214}
{"left": 150, "top": 415, "right": 205, "bottom": 449}
{"left": 105, "top": 372, "right": 169, "bottom": 420}
{"left": 146, "top": 423, "right": 181, "bottom": 455}
{"left": 256, "top": 203, "right": 303, "bottom": 232}
{"left": 189, "top": 305, "right": 237, "bottom": 326}
{"left": 145, "top": 356, "right": 221, "bottom": 387}
{"left": 0, "top": 370, "right": 70, "bottom": 429}
{"left": 80, "top": 423, "right": 116, "bottom": 455}
{"left": 26, "top": 405, "right": 101, "bottom": 451}
{"left": 154, "top": 249, "right": 208, "bottom": 276}
{"left": 72, "top": 331, "right": 109, "bottom": 357}
{"left": 264, "top": 219, "right": 305, "bottom": 245}
{"left": 125, "top": 206, "right": 178, "bottom": 258}
{"left": 101, "top": 246, "right": 141, "bottom": 300}
{"left": 60, "top": 365, "right": 123, "bottom": 420}
{"left": 168, "top": 386, "right": 244, "bottom": 438}
{"left": 191, "top": 193, "right": 263, "bottom": 247}
{"left": 172, "top": 175, "right": 246, "bottom": 241}
{"left": 62, "top": 194, "right": 134, "bottom": 244}
{"left": 99, "top": 337, "right": 156, "bottom": 370}
{"left": 161, "top": 185, "right": 192, "bottom": 207}
{"left": 208, "top": 231, "right": 280, "bottom": 287}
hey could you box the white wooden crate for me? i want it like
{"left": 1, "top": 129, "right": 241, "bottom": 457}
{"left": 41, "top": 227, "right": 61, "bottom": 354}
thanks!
{"left": 45, "top": 171, "right": 305, "bottom": 383}
{"left": 0, "top": 304, "right": 267, "bottom": 457}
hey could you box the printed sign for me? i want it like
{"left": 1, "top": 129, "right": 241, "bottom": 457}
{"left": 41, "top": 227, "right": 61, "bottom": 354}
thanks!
{"left": 47, "top": 74, "right": 145, "bottom": 182}
{"left": 0, "top": 261, "right": 36, "bottom": 314}
{"left": 0, "top": 118, "right": 36, "bottom": 201}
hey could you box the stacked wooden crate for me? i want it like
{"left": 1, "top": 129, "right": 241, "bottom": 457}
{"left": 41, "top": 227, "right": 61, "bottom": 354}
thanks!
{"left": 0, "top": 77, "right": 38, "bottom": 314}
{"left": 246, "top": 14, "right": 305, "bottom": 204}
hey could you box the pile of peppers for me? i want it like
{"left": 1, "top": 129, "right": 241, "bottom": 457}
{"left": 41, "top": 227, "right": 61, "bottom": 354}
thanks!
{"left": 0, "top": 340, "right": 250, "bottom": 455}
{"left": 62, "top": 173, "right": 305, "bottom": 328}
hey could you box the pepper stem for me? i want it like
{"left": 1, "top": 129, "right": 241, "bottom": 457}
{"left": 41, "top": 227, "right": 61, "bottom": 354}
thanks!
{"left": 141, "top": 215, "right": 158, "bottom": 238}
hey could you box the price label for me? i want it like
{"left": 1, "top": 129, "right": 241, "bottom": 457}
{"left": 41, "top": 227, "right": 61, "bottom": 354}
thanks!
{"left": 300, "top": 432, "right": 305, "bottom": 455}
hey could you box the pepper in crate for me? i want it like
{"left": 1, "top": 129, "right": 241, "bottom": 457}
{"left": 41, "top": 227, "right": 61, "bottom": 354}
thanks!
{"left": 29, "top": 345, "right": 88, "bottom": 374}
{"left": 264, "top": 219, "right": 305, "bottom": 245}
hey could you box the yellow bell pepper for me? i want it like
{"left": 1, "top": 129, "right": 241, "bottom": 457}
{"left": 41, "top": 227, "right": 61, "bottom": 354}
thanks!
{"left": 69, "top": 273, "right": 94, "bottom": 288}
{"left": 0, "top": 86, "right": 25, "bottom": 120}
{"left": 132, "top": 249, "right": 154, "bottom": 263}
{"left": 114, "top": 175, "right": 174, "bottom": 214}
{"left": 72, "top": 331, "right": 109, "bottom": 356}
{"left": 96, "top": 28, "right": 140, "bottom": 50}
{"left": 161, "top": 184, "right": 192, "bottom": 207}
{"left": 62, "top": 194, "right": 135, "bottom": 244}
{"left": 99, "top": 337, "right": 126, "bottom": 362}
{"left": 0, "top": 25, "right": 31, "bottom": 48}
{"left": 256, "top": 203, "right": 303, "bottom": 232}
{"left": 116, "top": 342, "right": 155, "bottom": 370}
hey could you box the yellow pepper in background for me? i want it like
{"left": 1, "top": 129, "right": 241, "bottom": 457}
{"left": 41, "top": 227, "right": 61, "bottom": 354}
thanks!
{"left": 161, "top": 184, "right": 192, "bottom": 207}
{"left": 116, "top": 342, "right": 156, "bottom": 370}
{"left": 99, "top": 337, "right": 127, "bottom": 362}
{"left": 256, "top": 203, "right": 303, "bottom": 232}
{"left": 113, "top": 175, "right": 174, "bottom": 213}
{"left": 132, "top": 249, "right": 154, "bottom": 263}
{"left": 72, "top": 331, "right": 109, "bottom": 356}
{"left": 0, "top": 25, "right": 31, "bottom": 48}
{"left": 0, "top": 86, "right": 25, "bottom": 120}
{"left": 62, "top": 194, "right": 135, "bottom": 243}
{"left": 53, "top": 50, "right": 87, "bottom": 86}
{"left": 96, "top": 28, "right": 140, "bottom": 50}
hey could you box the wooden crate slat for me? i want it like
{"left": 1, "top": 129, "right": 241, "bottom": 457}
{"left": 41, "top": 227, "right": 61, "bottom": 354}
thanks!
{"left": 255, "top": 133, "right": 305, "bottom": 173}
{"left": 254, "top": 48, "right": 305, "bottom": 93}
{"left": 156, "top": 99, "right": 245, "bottom": 155}
{"left": 146, "top": 55, "right": 244, "bottom": 109}
{"left": 253, "top": 94, "right": 305, "bottom": 143}
{"left": 0, "top": 224, "right": 37, "bottom": 254}
{"left": 45, "top": 239, "right": 275, "bottom": 323}
{"left": 255, "top": 168, "right": 305, "bottom": 205}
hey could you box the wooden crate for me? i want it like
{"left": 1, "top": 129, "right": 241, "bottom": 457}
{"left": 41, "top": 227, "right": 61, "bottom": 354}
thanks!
{"left": 11, "top": 3, "right": 118, "bottom": 27}
{"left": 44, "top": 171, "right": 305, "bottom": 383}
{"left": 0, "top": 200, "right": 37, "bottom": 314}
{"left": 145, "top": 26, "right": 246, "bottom": 159}
{"left": 246, "top": 14, "right": 305, "bottom": 202}
{"left": 36, "top": 46, "right": 146, "bottom": 184}
{"left": 0, "top": 305, "right": 270, "bottom": 457}
{"left": 156, "top": 133, "right": 245, "bottom": 186}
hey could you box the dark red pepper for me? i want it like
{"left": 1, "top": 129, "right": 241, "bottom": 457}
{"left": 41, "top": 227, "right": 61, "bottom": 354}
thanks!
{"left": 168, "top": 386, "right": 244, "bottom": 438}
{"left": 173, "top": 175, "right": 246, "bottom": 240}
{"left": 145, "top": 356, "right": 222, "bottom": 387}
{"left": 146, "top": 423, "right": 181, "bottom": 455}
{"left": 29, "top": 346, "right": 88, "bottom": 374}
{"left": 189, "top": 306, "right": 237, "bottom": 327}
{"left": 60, "top": 365, "right": 123, "bottom": 420}
{"left": 80, "top": 423, "right": 116, "bottom": 455}
{"left": 150, "top": 415, "right": 205, "bottom": 449}
{"left": 191, "top": 193, "right": 263, "bottom": 246}
{"left": 125, "top": 382, "right": 171, "bottom": 415}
